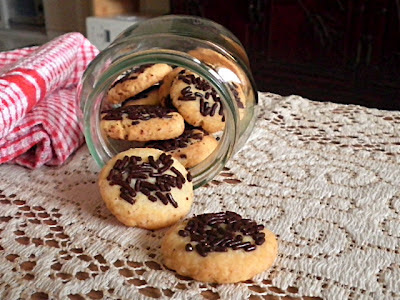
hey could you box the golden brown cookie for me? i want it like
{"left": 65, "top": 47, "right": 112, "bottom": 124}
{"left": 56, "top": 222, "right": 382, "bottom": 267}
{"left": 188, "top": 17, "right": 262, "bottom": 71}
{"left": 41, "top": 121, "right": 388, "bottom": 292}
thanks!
{"left": 188, "top": 48, "right": 246, "bottom": 84}
{"left": 123, "top": 85, "right": 161, "bottom": 107}
{"left": 101, "top": 105, "right": 185, "bottom": 142}
{"left": 146, "top": 128, "right": 218, "bottom": 168}
{"left": 99, "top": 148, "right": 194, "bottom": 229}
{"left": 107, "top": 63, "right": 173, "bottom": 104}
{"left": 159, "top": 67, "right": 184, "bottom": 107}
{"left": 161, "top": 211, "right": 278, "bottom": 283}
{"left": 188, "top": 47, "right": 248, "bottom": 110}
{"left": 170, "top": 70, "right": 225, "bottom": 133}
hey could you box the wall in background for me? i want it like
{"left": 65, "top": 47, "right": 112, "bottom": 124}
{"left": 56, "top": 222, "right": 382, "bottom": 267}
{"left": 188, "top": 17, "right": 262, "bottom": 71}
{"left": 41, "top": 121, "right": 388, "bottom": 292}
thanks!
{"left": 0, "top": 0, "right": 170, "bottom": 50}
{"left": 171, "top": 0, "right": 400, "bottom": 110}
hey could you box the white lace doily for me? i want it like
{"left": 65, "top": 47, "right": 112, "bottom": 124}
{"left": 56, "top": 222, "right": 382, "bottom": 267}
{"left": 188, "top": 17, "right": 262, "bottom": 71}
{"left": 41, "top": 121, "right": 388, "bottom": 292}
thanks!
{"left": 0, "top": 93, "right": 399, "bottom": 300}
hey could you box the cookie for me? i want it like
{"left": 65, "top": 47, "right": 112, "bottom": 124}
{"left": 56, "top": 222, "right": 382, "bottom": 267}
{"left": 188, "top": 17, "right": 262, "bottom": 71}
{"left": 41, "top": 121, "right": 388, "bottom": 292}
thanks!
{"left": 99, "top": 148, "right": 194, "bottom": 229}
{"left": 161, "top": 211, "right": 278, "bottom": 283}
{"left": 107, "top": 63, "right": 173, "bottom": 104}
{"left": 123, "top": 84, "right": 161, "bottom": 107}
{"left": 146, "top": 128, "right": 218, "bottom": 168}
{"left": 170, "top": 70, "right": 225, "bottom": 133}
{"left": 158, "top": 67, "right": 184, "bottom": 107}
{"left": 188, "top": 48, "right": 247, "bottom": 114}
{"left": 101, "top": 105, "right": 185, "bottom": 142}
{"left": 229, "top": 82, "right": 246, "bottom": 119}
{"left": 188, "top": 48, "right": 247, "bottom": 86}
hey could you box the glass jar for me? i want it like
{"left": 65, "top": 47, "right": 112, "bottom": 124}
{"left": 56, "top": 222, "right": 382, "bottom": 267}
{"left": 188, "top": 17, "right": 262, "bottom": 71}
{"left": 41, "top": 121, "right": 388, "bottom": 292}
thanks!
{"left": 77, "top": 15, "right": 258, "bottom": 188}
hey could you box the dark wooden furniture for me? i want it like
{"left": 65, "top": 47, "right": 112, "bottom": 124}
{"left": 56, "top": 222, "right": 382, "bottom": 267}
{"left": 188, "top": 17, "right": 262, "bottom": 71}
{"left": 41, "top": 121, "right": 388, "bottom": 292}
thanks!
{"left": 171, "top": 0, "right": 400, "bottom": 110}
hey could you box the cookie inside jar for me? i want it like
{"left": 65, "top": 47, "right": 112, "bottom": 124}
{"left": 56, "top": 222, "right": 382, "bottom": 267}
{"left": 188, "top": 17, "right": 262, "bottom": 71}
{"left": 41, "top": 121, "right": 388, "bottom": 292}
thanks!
{"left": 99, "top": 60, "right": 248, "bottom": 172}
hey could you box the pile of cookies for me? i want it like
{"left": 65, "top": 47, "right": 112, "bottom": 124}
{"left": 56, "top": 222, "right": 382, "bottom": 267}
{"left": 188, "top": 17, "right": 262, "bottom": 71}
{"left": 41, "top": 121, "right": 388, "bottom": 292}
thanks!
{"left": 98, "top": 59, "right": 277, "bottom": 284}
{"left": 101, "top": 63, "right": 230, "bottom": 169}
{"left": 98, "top": 147, "right": 278, "bottom": 284}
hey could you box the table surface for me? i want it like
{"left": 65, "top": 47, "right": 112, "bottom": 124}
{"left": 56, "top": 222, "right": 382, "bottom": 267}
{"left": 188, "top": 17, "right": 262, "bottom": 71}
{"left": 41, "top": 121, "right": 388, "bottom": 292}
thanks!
{"left": 0, "top": 93, "right": 399, "bottom": 300}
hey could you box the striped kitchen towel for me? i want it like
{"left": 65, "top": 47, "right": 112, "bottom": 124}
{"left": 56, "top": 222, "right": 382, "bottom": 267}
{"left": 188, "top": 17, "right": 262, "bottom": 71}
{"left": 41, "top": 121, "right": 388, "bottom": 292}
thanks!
{"left": 0, "top": 32, "right": 98, "bottom": 168}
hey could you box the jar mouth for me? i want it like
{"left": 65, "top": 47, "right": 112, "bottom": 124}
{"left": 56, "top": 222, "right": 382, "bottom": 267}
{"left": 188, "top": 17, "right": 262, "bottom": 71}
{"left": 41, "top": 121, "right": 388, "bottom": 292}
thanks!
{"left": 81, "top": 47, "right": 241, "bottom": 189}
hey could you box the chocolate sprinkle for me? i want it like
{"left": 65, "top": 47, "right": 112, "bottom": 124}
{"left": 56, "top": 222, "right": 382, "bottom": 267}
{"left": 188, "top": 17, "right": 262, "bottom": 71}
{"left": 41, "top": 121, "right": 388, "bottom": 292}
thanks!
{"left": 102, "top": 105, "right": 175, "bottom": 121}
{"left": 187, "top": 173, "right": 193, "bottom": 182}
{"left": 145, "top": 128, "right": 205, "bottom": 152}
{"left": 177, "top": 71, "right": 225, "bottom": 120}
{"left": 122, "top": 84, "right": 160, "bottom": 103}
{"left": 106, "top": 153, "right": 192, "bottom": 207}
{"left": 230, "top": 83, "right": 245, "bottom": 109}
{"left": 110, "top": 64, "right": 154, "bottom": 89}
{"left": 180, "top": 211, "right": 265, "bottom": 256}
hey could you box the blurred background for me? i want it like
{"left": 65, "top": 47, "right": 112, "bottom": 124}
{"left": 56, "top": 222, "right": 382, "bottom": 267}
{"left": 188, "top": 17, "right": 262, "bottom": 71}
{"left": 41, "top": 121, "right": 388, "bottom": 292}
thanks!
{"left": 0, "top": 0, "right": 399, "bottom": 110}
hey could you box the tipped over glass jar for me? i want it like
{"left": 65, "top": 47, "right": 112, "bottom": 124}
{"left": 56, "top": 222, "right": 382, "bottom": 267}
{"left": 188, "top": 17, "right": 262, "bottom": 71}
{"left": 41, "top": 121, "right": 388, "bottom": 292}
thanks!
{"left": 77, "top": 15, "right": 258, "bottom": 188}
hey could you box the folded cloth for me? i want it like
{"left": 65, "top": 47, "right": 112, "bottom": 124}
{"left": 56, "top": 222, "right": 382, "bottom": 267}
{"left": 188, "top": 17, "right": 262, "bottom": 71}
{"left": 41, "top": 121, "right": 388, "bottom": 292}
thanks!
{"left": 0, "top": 32, "right": 99, "bottom": 168}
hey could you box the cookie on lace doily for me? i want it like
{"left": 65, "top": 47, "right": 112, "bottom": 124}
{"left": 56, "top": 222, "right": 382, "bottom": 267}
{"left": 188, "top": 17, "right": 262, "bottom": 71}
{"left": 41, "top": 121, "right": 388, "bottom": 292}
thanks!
{"left": 99, "top": 148, "right": 194, "bottom": 229}
{"left": 162, "top": 211, "right": 278, "bottom": 283}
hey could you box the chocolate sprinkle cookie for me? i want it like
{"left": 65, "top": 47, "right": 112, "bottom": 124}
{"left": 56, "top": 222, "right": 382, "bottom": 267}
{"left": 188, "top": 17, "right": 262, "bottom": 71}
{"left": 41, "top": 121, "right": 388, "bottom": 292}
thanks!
{"left": 145, "top": 127, "right": 219, "bottom": 168}
{"left": 106, "top": 152, "right": 191, "bottom": 207}
{"left": 122, "top": 84, "right": 161, "bottom": 106}
{"left": 99, "top": 148, "right": 194, "bottom": 229}
{"left": 179, "top": 211, "right": 265, "bottom": 256}
{"left": 145, "top": 128, "right": 204, "bottom": 152}
{"left": 107, "top": 63, "right": 173, "bottom": 104}
{"left": 102, "top": 105, "right": 175, "bottom": 122}
{"left": 170, "top": 70, "right": 226, "bottom": 133}
{"left": 162, "top": 211, "right": 278, "bottom": 283}
{"left": 110, "top": 64, "right": 154, "bottom": 89}
{"left": 177, "top": 71, "right": 224, "bottom": 120}
{"left": 100, "top": 105, "right": 185, "bottom": 142}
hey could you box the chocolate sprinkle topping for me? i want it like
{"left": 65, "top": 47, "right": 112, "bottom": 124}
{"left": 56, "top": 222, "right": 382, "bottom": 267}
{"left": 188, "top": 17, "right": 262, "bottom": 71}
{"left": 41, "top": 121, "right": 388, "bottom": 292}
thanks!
{"left": 122, "top": 84, "right": 160, "bottom": 103}
{"left": 145, "top": 128, "right": 205, "bottom": 152}
{"left": 102, "top": 105, "right": 175, "bottom": 121}
{"left": 179, "top": 211, "right": 265, "bottom": 256}
{"left": 177, "top": 71, "right": 225, "bottom": 120}
{"left": 230, "top": 83, "right": 245, "bottom": 109}
{"left": 106, "top": 153, "right": 192, "bottom": 207}
{"left": 110, "top": 64, "right": 154, "bottom": 89}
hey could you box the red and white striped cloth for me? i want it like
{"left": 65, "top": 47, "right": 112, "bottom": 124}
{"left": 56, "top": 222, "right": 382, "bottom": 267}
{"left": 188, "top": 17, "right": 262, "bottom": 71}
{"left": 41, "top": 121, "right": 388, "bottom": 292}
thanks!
{"left": 0, "top": 33, "right": 98, "bottom": 168}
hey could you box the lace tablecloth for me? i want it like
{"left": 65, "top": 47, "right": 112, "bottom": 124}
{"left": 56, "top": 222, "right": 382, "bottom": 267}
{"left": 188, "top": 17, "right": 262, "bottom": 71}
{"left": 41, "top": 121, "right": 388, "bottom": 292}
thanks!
{"left": 0, "top": 93, "right": 399, "bottom": 300}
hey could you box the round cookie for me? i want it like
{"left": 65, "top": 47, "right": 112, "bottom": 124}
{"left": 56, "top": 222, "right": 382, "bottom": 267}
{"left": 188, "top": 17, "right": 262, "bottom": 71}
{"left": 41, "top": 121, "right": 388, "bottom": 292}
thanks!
{"left": 99, "top": 148, "right": 194, "bottom": 229}
{"left": 146, "top": 128, "right": 218, "bottom": 168}
{"left": 188, "top": 47, "right": 248, "bottom": 109}
{"left": 101, "top": 105, "right": 185, "bottom": 142}
{"left": 159, "top": 67, "right": 184, "bottom": 107}
{"left": 107, "top": 63, "right": 173, "bottom": 104}
{"left": 161, "top": 211, "right": 278, "bottom": 283}
{"left": 170, "top": 70, "right": 225, "bottom": 133}
{"left": 123, "top": 84, "right": 161, "bottom": 107}
{"left": 188, "top": 48, "right": 247, "bottom": 87}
